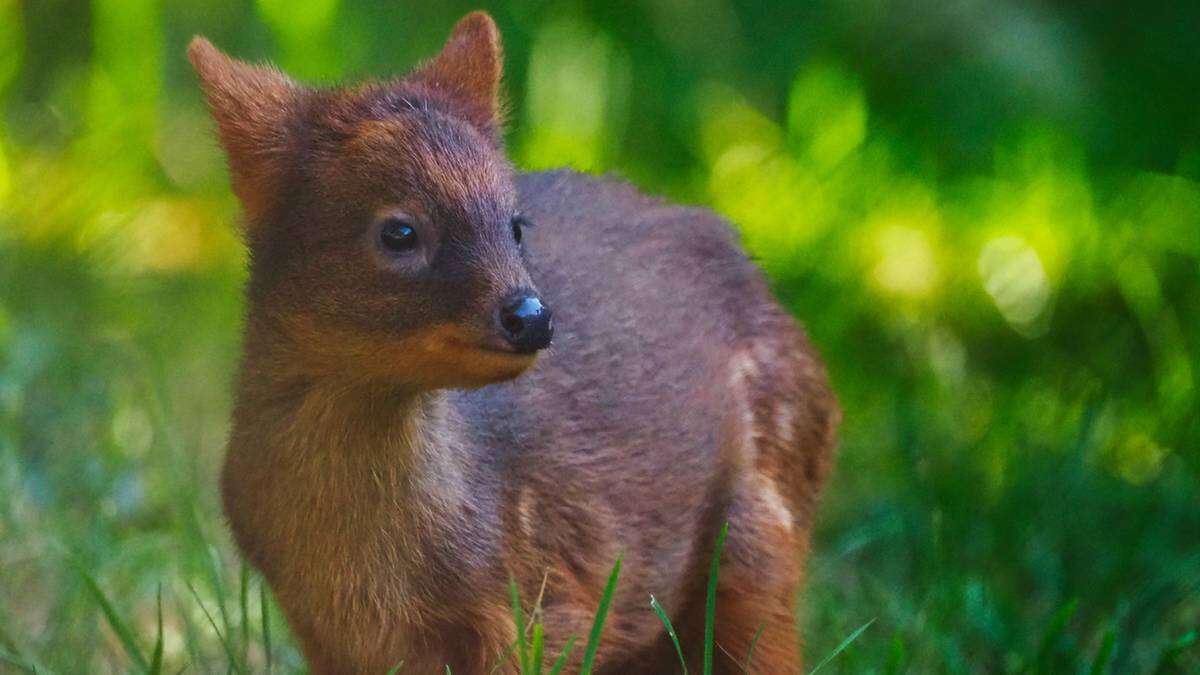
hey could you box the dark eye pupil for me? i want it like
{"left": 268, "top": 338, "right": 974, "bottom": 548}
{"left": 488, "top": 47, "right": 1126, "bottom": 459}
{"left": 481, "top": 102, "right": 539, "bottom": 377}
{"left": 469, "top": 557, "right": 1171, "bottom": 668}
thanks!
{"left": 380, "top": 219, "right": 417, "bottom": 252}
{"left": 511, "top": 216, "right": 525, "bottom": 245}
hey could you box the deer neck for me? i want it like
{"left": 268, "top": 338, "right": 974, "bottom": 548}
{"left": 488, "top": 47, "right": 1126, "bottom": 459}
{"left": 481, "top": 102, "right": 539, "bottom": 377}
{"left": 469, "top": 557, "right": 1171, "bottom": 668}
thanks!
{"left": 224, "top": 329, "right": 484, "bottom": 586}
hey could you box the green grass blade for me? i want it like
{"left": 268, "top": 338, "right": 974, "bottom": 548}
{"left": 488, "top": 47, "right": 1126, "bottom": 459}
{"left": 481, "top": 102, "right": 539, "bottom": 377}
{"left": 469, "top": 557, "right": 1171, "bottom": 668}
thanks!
{"left": 649, "top": 594, "right": 687, "bottom": 674}
{"left": 704, "top": 523, "right": 730, "bottom": 675}
{"left": 807, "top": 618, "right": 876, "bottom": 675}
{"left": 1089, "top": 627, "right": 1115, "bottom": 675}
{"left": 205, "top": 545, "right": 233, "bottom": 649}
{"left": 149, "top": 584, "right": 165, "bottom": 675}
{"left": 531, "top": 622, "right": 545, "bottom": 675}
{"left": 509, "top": 578, "right": 530, "bottom": 673}
{"left": 384, "top": 662, "right": 404, "bottom": 675}
{"left": 176, "top": 590, "right": 206, "bottom": 672}
{"left": 183, "top": 505, "right": 232, "bottom": 640}
{"left": 238, "top": 565, "right": 250, "bottom": 664}
{"left": 1152, "top": 629, "right": 1197, "bottom": 673}
{"left": 77, "top": 567, "right": 149, "bottom": 672}
{"left": 884, "top": 634, "right": 906, "bottom": 675}
{"left": 186, "top": 581, "right": 245, "bottom": 674}
{"left": 579, "top": 554, "right": 623, "bottom": 675}
{"left": 1034, "top": 599, "right": 1079, "bottom": 669}
{"left": 260, "top": 582, "right": 272, "bottom": 674}
{"left": 744, "top": 623, "right": 765, "bottom": 673}
{"left": 547, "top": 636, "right": 577, "bottom": 675}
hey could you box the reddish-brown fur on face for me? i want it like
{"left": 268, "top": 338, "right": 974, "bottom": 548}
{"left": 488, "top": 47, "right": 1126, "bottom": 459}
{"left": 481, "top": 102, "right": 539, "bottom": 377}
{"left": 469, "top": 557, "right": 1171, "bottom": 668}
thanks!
{"left": 192, "top": 13, "right": 529, "bottom": 388}
{"left": 197, "top": 12, "right": 839, "bottom": 674}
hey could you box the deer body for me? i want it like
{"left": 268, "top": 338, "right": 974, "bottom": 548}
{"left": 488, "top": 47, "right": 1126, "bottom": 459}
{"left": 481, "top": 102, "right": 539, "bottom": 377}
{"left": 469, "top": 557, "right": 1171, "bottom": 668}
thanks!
{"left": 194, "top": 14, "right": 837, "bottom": 674}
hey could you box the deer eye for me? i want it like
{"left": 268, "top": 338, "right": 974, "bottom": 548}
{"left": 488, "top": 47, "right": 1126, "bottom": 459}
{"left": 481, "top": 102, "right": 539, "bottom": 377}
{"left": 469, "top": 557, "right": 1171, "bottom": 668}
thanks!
{"left": 511, "top": 214, "right": 528, "bottom": 246}
{"left": 380, "top": 217, "right": 418, "bottom": 253}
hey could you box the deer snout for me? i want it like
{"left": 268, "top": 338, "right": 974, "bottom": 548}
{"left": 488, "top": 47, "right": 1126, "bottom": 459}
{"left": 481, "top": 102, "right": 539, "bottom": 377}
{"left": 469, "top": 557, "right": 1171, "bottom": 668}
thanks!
{"left": 498, "top": 290, "right": 553, "bottom": 354}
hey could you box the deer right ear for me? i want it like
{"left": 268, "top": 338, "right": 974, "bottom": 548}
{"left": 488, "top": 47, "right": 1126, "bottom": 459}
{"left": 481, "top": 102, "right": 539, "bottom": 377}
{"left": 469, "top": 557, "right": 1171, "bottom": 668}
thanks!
{"left": 188, "top": 37, "right": 303, "bottom": 229}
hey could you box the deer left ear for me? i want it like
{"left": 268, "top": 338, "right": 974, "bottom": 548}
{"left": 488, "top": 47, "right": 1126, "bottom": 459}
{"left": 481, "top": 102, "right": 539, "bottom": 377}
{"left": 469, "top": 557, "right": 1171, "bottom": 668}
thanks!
{"left": 410, "top": 11, "right": 504, "bottom": 136}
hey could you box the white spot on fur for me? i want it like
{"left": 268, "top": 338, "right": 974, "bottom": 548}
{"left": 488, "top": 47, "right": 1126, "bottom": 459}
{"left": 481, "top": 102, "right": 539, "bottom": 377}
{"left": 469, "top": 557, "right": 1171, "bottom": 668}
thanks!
{"left": 757, "top": 475, "right": 793, "bottom": 532}
{"left": 730, "top": 348, "right": 761, "bottom": 383}
{"left": 753, "top": 339, "right": 777, "bottom": 367}
{"left": 728, "top": 350, "right": 760, "bottom": 468}
{"left": 516, "top": 488, "right": 536, "bottom": 538}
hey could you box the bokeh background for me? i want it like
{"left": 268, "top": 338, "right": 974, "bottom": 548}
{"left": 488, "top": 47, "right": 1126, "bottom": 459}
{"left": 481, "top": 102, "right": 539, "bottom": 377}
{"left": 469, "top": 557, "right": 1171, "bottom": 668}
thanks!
{"left": 1, "top": 0, "right": 1197, "bottom": 672}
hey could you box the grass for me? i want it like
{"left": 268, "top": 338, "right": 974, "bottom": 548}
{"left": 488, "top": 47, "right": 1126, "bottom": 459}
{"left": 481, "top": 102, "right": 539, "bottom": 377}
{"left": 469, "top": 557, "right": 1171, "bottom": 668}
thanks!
{"left": 806, "top": 619, "right": 875, "bottom": 675}
{"left": 27, "top": 505, "right": 1178, "bottom": 674}
{"left": 9, "top": 521, "right": 874, "bottom": 674}
{"left": 0, "top": 237, "right": 1197, "bottom": 673}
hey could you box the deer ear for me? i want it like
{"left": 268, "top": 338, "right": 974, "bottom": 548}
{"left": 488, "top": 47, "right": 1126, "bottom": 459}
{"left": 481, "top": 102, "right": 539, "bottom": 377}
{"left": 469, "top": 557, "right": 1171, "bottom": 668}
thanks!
{"left": 188, "top": 37, "right": 303, "bottom": 228}
{"left": 410, "top": 12, "right": 504, "bottom": 135}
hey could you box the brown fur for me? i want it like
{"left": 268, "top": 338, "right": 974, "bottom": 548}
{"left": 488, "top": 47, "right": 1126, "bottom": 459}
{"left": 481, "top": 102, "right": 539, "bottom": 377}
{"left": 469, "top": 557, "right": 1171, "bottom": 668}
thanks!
{"left": 193, "top": 12, "right": 839, "bottom": 674}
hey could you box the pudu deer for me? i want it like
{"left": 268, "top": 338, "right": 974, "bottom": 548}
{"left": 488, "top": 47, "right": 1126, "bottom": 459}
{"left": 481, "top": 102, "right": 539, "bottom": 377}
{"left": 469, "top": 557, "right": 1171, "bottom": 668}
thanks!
{"left": 190, "top": 11, "right": 838, "bottom": 674}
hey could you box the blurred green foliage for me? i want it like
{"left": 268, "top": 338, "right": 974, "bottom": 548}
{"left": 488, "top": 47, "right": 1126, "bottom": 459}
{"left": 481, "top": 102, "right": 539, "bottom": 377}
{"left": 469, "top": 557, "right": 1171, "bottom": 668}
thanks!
{"left": 0, "top": 0, "right": 1197, "bottom": 672}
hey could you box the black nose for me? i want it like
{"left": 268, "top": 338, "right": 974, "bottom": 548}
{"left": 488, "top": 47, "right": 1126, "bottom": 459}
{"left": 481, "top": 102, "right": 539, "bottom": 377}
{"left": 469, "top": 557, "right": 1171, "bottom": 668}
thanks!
{"left": 498, "top": 292, "right": 553, "bottom": 354}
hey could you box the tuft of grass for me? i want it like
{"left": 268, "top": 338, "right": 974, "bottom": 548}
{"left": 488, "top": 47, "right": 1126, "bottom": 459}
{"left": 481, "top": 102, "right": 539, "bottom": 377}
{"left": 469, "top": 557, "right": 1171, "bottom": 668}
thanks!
{"left": 16, "top": 515, "right": 1195, "bottom": 675}
{"left": 505, "top": 571, "right": 583, "bottom": 675}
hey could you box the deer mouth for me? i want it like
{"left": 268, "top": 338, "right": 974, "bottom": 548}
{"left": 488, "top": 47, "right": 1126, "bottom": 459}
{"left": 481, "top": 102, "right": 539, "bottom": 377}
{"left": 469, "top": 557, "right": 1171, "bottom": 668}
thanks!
{"left": 481, "top": 339, "right": 540, "bottom": 358}
{"left": 449, "top": 334, "right": 537, "bottom": 359}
